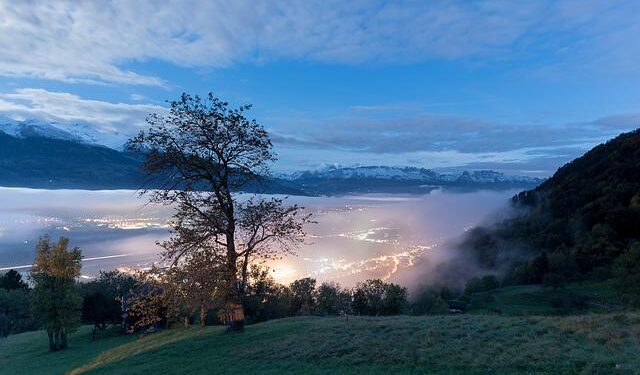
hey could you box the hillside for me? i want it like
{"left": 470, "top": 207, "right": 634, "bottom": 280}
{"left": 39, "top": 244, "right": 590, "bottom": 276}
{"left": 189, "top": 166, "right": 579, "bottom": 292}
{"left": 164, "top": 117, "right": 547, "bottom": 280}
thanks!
{"left": 2, "top": 314, "right": 640, "bottom": 375}
{"left": 461, "top": 129, "right": 640, "bottom": 287}
{"left": 0, "top": 131, "right": 146, "bottom": 190}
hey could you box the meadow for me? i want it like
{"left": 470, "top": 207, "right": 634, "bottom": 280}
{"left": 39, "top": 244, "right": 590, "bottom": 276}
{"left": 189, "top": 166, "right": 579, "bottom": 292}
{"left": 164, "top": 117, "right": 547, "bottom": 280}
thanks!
{"left": 3, "top": 311, "right": 639, "bottom": 375}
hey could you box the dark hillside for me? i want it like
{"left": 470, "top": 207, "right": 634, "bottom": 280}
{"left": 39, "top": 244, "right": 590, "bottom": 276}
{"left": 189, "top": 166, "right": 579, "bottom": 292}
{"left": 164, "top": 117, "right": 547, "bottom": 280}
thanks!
{"left": 461, "top": 129, "right": 640, "bottom": 288}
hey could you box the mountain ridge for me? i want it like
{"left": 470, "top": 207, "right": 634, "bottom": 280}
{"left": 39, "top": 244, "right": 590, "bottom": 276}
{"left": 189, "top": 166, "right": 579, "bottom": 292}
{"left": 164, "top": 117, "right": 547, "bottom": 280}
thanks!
{"left": 0, "top": 120, "right": 543, "bottom": 194}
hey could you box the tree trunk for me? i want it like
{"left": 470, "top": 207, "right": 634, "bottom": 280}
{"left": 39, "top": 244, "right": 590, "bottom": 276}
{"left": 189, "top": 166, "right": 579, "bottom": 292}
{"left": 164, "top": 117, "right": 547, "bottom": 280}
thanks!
{"left": 225, "top": 232, "right": 244, "bottom": 332}
{"left": 200, "top": 306, "right": 206, "bottom": 327}
{"left": 60, "top": 330, "right": 68, "bottom": 349}
{"left": 183, "top": 315, "right": 189, "bottom": 328}
{"left": 47, "top": 330, "right": 55, "bottom": 351}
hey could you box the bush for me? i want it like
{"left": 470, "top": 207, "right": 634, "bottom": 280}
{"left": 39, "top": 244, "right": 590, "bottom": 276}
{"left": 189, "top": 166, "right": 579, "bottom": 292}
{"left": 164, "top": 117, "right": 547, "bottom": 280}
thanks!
{"left": 613, "top": 242, "right": 640, "bottom": 307}
{"left": 410, "top": 288, "right": 447, "bottom": 315}
{"left": 352, "top": 279, "right": 407, "bottom": 316}
{"left": 464, "top": 275, "right": 499, "bottom": 295}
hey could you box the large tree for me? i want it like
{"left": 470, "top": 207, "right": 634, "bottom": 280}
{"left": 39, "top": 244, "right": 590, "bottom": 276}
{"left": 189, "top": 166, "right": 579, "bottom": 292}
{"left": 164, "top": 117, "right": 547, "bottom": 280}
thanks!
{"left": 30, "top": 236, "right": 82, "bottom": 351}
{"left": 128, "top": 93, "right": 310, "bottom": 331}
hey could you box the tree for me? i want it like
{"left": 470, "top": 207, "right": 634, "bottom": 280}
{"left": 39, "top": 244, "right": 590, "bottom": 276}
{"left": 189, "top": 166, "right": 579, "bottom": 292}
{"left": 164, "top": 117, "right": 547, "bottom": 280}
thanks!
{"left": 290, "top": 278, "right": 316, "bottom": 315}
{"left": 614, "top": 242, "right": 640, "bottom": 307}
{"left": 81, "top": 291, "right": 117, "bottom": 339}
{"left": 79, "top": 271, "right": 135, "bottom": 339}
{"left": 0, "top": 288, "right": 35, "bottom": 338}
{"left": 410, "top": 287, "right": 447, "bottom": 315}
{"left": 128, "top": 93, "right": 310, "bottom": 331}
{"left": 464, "top": 275, "right": 499, "bottom": 295}
{"left": 162, "top": 248, "right": 225, "bottom": 327}
{"left": 122, "top": 282, "right": 166, "bottom": 333}
{"left": 316, "top": 282, "right": 351, "bottom": 316}
{"left": 382, "top": 283, "right": 408, "bottom": 315}
{"left": 0, "top": 269, "right": 28, "bottom": 290}
{"left": 351, "top": 279, "right": 407, "bottom": 316}
{"left": 243, "top": 266, "right": 292, "bottom": 323}
{"left": 352, "top": 279, "right": 386, "bottom": 316}
{"left": 30, "top": 236, "right": 82, "bottom": 351}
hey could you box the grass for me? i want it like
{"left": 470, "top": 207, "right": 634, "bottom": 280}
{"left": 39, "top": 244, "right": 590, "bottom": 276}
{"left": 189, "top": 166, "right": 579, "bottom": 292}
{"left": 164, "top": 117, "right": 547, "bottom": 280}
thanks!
{"left": 466, "top": 281, "right": 619, "bottom": 316}
{"left": 3, "top": 312, "right": 640, "bottom": 375}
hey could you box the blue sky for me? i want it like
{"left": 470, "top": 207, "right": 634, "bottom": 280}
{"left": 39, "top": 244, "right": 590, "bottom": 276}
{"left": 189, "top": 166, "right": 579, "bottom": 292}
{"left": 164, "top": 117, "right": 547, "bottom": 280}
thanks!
{"left": 0, "top": 1, "right": 638, "bottom": 175}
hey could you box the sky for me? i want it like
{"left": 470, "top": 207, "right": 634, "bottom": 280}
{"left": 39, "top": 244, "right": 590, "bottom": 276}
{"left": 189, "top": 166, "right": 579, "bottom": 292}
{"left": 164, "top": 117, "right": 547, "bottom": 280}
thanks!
{"left": 0, "top": 1, "right": 639, "bottom": 176}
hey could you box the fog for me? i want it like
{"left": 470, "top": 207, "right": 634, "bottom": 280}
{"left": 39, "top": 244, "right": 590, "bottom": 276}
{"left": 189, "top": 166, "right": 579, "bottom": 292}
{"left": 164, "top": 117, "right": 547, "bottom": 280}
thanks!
{"left": 0, "top": 187, "right": 516, "bottom": 287}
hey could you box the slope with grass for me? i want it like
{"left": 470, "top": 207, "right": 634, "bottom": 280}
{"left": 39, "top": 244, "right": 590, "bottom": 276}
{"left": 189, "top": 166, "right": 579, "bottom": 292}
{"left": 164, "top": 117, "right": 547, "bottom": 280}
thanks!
{"left": 3, "top": 314, "right": 640, "bottom": 375}
{"left": 465, "top": 281, "right": 619, "bottom": 316}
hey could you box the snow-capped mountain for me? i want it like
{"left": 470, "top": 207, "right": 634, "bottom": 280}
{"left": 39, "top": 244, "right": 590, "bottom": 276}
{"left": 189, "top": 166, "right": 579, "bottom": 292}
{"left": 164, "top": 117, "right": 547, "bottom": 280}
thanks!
{"left": 0, "top": 116, "right": 128, "bottom": 149}
{"left": 0, "top": 116, "right": 85, "bottom": 143}
{"left": 284, "top": 165, "right": 440, "bottom": 181}
{"left": 283, "top": 165, "right": 543, "bottom": 185}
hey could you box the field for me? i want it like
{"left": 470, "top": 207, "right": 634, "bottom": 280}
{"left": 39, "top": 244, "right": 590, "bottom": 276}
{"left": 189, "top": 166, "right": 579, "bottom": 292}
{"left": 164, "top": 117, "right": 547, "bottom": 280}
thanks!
{"left": 3, "top": 311, "right": 640, "bottom": 375}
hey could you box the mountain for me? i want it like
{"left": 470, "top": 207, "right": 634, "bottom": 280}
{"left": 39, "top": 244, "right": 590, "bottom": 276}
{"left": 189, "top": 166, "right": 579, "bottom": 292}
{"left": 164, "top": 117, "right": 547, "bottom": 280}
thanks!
{"left": 460, "top": 128, "right": 640, "bottom": 288}
{"left": 0, "top": 116, "right": 85, "bottom": 143}
{"left": 283, "top": 165, "right": 543, "bottom": 194}
{"left": 0, "top": 120, "right": 543, "bottom": 194}
{"left": 0, "top": 129, "right": 146, "bottom": 190}
{"left": 0, "top": 116, "right": 129, "bottom": 149}
{"left": 0, "top": 129, "right": 304, "bottom": 194}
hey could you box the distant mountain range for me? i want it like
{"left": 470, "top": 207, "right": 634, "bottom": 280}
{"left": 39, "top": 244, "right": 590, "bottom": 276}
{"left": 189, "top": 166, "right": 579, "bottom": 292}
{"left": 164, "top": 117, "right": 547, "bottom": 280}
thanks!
{"left": 282, "top": 165, "right": 542, "bottom": 194}
{"left": 0, "top": 118, "right": 544, "bottom": 194}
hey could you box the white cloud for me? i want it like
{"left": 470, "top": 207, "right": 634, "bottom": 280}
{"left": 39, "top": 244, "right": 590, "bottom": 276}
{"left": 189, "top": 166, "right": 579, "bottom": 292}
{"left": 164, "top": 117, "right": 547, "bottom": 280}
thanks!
{"left": 0, "top": 1, "right": 637, "bottom": 85}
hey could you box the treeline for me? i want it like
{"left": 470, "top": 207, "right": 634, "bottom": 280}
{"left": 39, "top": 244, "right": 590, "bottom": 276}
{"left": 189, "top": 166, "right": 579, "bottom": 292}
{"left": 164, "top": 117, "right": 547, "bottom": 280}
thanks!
{"left": 0, "top": 242, "right": 457, "bottom": 342}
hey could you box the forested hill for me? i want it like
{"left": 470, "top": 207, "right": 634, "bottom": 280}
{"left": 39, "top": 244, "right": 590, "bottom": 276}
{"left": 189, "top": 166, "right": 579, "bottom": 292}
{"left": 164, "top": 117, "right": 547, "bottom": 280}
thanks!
{"left": 462, "top": 128, "right": 640, "bottom": 291}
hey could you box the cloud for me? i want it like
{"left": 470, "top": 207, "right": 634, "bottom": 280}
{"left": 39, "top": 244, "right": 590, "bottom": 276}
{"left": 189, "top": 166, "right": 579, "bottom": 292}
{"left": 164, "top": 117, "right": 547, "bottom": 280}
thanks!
{"left": 0, "top": 88, "right": 635, "bottom": 175}
{"left": 273, "top": 110, "right": 639, "bottom": 154}
{"left": 0, "top": 88, "right": 166, "bottom": 146}
{"left": 270, "top": 108, "right": 639, "bottom": 174}
{"left": 0, "top": 1, "right": 638, "bottom": 85}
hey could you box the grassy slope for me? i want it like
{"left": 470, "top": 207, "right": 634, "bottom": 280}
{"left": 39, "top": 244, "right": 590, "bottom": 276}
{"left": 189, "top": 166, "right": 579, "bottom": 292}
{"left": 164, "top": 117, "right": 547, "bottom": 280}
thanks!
{"left": 3, "top": 313, "right": 640, "bottom": 375}
{"left": 466, "top": 281, "right": 619, "bottom": 315}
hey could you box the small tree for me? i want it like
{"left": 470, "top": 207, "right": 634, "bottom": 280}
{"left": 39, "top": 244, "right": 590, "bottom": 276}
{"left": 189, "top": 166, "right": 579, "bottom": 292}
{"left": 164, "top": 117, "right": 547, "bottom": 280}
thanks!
{"left": 81, "top": 291, "right": 118, "bottom": 340}
{"left": 0, "top": 269, "right": 29, "bottom": 290}
{"left": 122, "top": 282, "right": 167, "bottom": 333}
{"left": 316, "top": 282, "right": 351, "bottom": 316}
{"left": 382, "top": 283, "right": 408, "bottom": 315}
{"left": 290, "top": 278, "right": 316, "bottom": 315}
{"left": 614, "top": 242, "right": 640, "bottom": 307}
{"left": 0, "top": 288, "right": 35, "bottom": 338}
{"left": 410, "top": 287, "right": 447, "bottom": 315}
{"left": 30, "top": 236, "right": 82, "bottom": 351}
{"left": 243, "top": 266, "right": 293, "bottom": 323}
{"left": 163, "top": 249, "right": 225, "bottom": 327}
{"left": 128, "top": 93, "right": 311, "bottom": 331}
